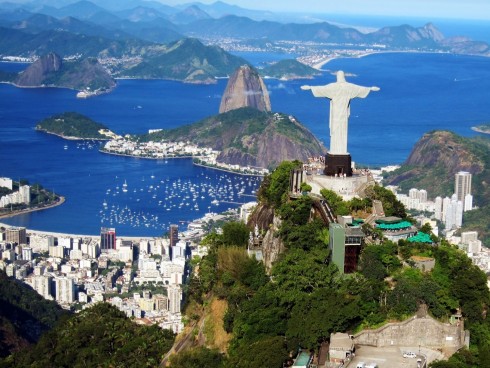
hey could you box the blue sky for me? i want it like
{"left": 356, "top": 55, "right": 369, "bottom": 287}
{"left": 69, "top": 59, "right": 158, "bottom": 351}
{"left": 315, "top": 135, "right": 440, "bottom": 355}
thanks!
{"left": 170, "top": 0, "right": 490, "bottom": 20}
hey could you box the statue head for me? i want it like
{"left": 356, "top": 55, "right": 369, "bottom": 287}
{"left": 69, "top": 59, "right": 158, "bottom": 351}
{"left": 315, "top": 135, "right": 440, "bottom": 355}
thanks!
{"left": 336, "top": 70, "right": 346, "bottom": 82}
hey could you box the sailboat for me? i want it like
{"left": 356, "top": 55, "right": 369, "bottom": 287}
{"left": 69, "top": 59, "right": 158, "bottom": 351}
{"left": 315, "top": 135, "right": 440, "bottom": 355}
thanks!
{"left": 122, "top": 180, "right": 128, "bottom": 192}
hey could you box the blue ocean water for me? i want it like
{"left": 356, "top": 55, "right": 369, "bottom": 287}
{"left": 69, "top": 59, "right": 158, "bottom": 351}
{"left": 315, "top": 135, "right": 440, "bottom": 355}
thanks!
{"left": 1, "top": 51, "right": 489, "bottom": 236}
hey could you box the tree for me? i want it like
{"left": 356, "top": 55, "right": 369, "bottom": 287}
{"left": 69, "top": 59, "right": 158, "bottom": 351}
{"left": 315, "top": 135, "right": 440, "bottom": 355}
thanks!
{"left": 222, "top": 221, "right": 249, "bottom": 247}
{"left": 228, "top": 336, "right": 289, "bottom": 368}
{"left": 261, "top": 161, "right": 301, "bottom": 208}
{"left": 320, "top": 188, "right": 349, "bottom": 215}
{"left": 271, "top": 247, "right": 338, "bottom": 304}
{"left": 286, "top": 289, "right": 360, "bottom": 349}
{"left": 169, "top": 347, "right": 225, "bottom": 368}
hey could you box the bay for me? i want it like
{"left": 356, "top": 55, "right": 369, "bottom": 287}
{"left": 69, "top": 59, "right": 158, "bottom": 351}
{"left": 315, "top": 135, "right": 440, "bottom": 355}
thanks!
{"left": 1, "top": 51, "right": 489, "bottom": 236}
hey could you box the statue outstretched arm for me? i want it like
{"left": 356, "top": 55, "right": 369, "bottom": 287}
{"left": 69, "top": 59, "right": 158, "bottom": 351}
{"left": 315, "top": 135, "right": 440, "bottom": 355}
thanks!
{"left": 301, "top": 85, "right": 311, "bottom": 90}
{"left": 371, "top": 86, "right": 380, "bottom": 91}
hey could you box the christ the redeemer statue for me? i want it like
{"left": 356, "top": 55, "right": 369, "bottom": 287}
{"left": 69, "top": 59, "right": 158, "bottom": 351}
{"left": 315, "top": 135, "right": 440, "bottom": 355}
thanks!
{"left": 301, "top": 71, "right": 379, "bottom": 155}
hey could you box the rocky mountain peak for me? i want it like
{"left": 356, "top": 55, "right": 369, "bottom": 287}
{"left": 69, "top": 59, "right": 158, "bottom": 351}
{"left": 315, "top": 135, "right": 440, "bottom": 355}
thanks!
{"left": 15, "top": 52, "right": 62, "bottom": 86}
{"left": 219, "top": 64, "right": 271, "bottom": 113}
{"left": 421, "top": 23, "right": 445, "bottom": 42}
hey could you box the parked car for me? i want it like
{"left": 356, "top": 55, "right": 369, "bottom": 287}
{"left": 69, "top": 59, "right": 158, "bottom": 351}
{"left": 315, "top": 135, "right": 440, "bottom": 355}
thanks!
{"left": 356, "top": 363, "right": 365, "bottom": 368}
{"left": 403, "top": 352, "right": 417, "bottom": 358}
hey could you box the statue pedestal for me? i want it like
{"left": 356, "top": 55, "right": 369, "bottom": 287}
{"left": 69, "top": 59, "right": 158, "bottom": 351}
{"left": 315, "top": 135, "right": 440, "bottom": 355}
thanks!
{"left": 324, "top": 153, "right": 352, "bottom": 177}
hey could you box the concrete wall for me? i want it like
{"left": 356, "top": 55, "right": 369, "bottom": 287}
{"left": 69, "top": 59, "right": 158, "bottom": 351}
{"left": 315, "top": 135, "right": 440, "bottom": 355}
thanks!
{"left": 354, "top": 314, "right": 466, "bottom": 357}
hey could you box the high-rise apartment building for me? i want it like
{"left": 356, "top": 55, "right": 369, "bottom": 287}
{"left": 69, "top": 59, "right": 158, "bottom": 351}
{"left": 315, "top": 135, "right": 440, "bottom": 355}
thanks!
{"left": 32, "top": 275, "right": 52, "bottom": 299}
{"left": 167, "top": 285, "right": 182, "bottom": 314}
{"left": 19, "top": 185, "right": 30, "bottom": 204}
{"left": 169, "top": 224, "right": 179, "bottom": 248}
{"left": 100, "top": 227, "right": 116, "bottom": 252}
{"left": 55, "top": 276, "right": 75, "bottom": 304}
{"left": 5, "top": 226, "right": 27, "bottom": 245}
{"left": 455, "top": 171, "right": 472, "bottom": 202}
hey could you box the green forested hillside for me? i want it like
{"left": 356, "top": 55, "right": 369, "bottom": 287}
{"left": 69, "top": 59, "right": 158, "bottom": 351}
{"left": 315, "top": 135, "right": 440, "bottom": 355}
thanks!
{"left": 1, "top": 303, "right": 175, "bottom": 368}
{"left": 176, "top": 161, "right": 490, "bottom": 367}
{"left": 0, "top": 271, "right": 69, "bottom": 359}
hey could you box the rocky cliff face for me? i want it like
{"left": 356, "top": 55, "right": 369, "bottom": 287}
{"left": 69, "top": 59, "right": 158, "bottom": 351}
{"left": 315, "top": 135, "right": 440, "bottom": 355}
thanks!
{"left": 15, "top": 52, "right": 62, "bottom": 86}
{"left": 219, "top": 65, "right": 271, "bottom": 113}
{"left": 247, "top": 203, "right": 284, "bottom": 272}
{"left": 14, "top": 53, "right": 115, "bottom": 92}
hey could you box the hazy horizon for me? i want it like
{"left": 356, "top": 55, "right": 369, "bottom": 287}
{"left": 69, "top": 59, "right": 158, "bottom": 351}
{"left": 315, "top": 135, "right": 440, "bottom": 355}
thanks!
{"left": 163, "top": 0, "right": 490, "bottom": 21}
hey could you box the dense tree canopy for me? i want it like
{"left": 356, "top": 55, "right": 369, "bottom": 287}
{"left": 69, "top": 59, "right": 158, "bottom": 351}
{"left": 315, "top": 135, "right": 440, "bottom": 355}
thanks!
{"left": 1, "top": 303, "right": 175, "bottom": 368}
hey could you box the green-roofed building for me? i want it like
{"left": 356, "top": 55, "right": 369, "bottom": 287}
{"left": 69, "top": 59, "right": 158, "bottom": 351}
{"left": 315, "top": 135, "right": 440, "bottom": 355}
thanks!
{"left": 375, "top": 216, "right": 403, "bottom": 224}
{"left": 408, "top": 232, "right": 433, "bottom": 244}
{"left": 375, "top": 216, "right": 417, "bottom": 241}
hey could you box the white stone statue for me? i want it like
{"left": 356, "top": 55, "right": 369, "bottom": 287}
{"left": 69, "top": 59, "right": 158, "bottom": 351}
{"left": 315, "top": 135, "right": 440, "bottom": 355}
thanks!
{"left": 301, "top": 71, "right": 379, "bottom": 155}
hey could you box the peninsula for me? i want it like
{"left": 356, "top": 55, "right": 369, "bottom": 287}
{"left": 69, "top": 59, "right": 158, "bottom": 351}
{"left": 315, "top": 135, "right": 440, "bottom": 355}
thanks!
{"left": 0, "top": 177, "right": 64, "bottom": 219}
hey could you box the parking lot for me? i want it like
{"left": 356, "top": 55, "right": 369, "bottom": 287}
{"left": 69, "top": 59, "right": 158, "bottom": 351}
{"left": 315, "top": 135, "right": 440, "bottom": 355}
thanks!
{"left": 348, "top": 345, "right": 443, "bottom": 368}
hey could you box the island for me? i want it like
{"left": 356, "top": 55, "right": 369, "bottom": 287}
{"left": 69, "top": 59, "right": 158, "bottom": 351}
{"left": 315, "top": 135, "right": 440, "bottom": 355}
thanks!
{"left": 260, "top": 59, "right": 321, "bottom": 80}
{"left": 36, "top": 112, "right": 119, "bottom": 140}
{"left": 471, "top": 123, "right": 490, "bottom": 134}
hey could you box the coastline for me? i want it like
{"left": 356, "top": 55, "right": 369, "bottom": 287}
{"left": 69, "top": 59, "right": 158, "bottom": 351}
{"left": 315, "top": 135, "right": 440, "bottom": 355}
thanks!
{"left": 0, "top": 219, "right": 156, "bottom": 241}
{"left": 312, "top": 50, "right": 460, "bottom": 70}
{"left": 36, "top": 128, "right": 111, "bottom": 141}
{"left": 192, "top": 161, "right": 265, "bottom": 177}
{"left": 99, "top": 149, "right": 197, "bottom": 160}
{"left": 471, "top": 127, "right": 490, "bottom": 135}
{"left": 100, "top": 150, "right": 265, "bottom": 176}
{"left": 0, "top": 195, "right": 65, "bottom": 220}
{"left": 0, "top": 80, "right": 115, "bottom": 99}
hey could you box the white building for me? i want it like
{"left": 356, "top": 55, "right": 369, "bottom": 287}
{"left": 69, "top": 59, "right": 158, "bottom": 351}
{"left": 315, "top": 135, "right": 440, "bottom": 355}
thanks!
{"left": 21, "top": 247, "right": 32, "bottom": 261}
{"left": 464, "top": 193, "right": 473, "bottom": 212}
{"left": 19, "top": 185, "right": 30, "bottom": 204}
{"left": 32, "top": 274, "right": 52, "bottom": 299}
{"left": 70, "top": 249, "right": 83, "bottom": 260}
{"left": 0, "top": 178, "right": 13, "bottom": 190}
{"left": 55, "top": 276, "right": 75, "bottom": 304}
{"left": 167, "top": 285, "right": 182, "bottom": 314}
{"left": 29, "top": 234, "right": 55, "bottom": 252}
{"left": 49, "top": 245, "right": 65, "bottom": 259}
{"left": 434, "top": 196, "right": 443, "bottom": 220}
{"left": 58, "top": 237, "right": 73, "bottom": 249}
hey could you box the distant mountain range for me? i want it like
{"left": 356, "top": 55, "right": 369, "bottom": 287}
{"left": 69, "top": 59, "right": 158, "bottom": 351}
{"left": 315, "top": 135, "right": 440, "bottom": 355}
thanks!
{"left": 0, "top": 0, "right": 489, "bottom": 85}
